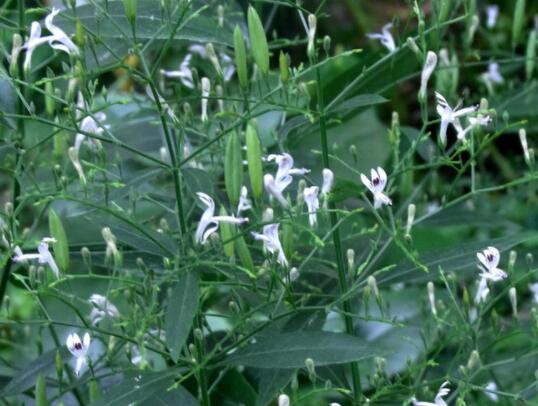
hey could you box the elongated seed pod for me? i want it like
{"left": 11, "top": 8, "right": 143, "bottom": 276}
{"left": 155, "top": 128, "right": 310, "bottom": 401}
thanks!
{"left": 234, "top": 25, "right": 248, "bottom": 90}
{"left": 245, "top": 121, "right": 263, "bottom": 200}
{"left": 247, "top": 6, "right": 269, "bottom": 76}
{"left": 224, "top": 130, "right": 243, "bottom": 206}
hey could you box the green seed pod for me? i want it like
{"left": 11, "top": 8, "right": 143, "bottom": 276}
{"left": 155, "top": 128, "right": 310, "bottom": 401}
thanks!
{"left": 245, "top": 121, "right": 263, "bottom": 200}
{"left": 224, "top": 130, "right": 243, "bottom": 206}
{"left": 45, "top": 81, "right": 55, "bottom": 116}
{"left": 48, "top": 209, "right": 70, "bottom": 273}
{"left": 512, "top": 0, "right": 526, "bottom": 48}
{"left": 9, "top": 33, "right": 22, "bottom": 78}
{"left": 55, "top": 350, "right": 63, "bottom": 383}
{"left": 438, "top": 0, "right": 450, "bottom": 24}
{"left": 35, "top": 375, "right": 48, "bottom": 406}
{"left": 247, "top": 6, "right": 269, "bottom": 76}
{"left": 233, "top": 25, "right": 248, "bottom": 90}
{"left": 235, "top": 235, "right": 255, "bottom": 274}
{"left": 89, "top": 379, "right": 100, "bottom": 403}
{"left": 526, "top": 30, "right": 536, "bottom": 80}
{"left": 75, "top": 20, "right": 85, "bottom": 49}
{"left": 124, "top": 0, "right": 137, "bottom": 29}
{"left": 279, "top": 51, "right": 289, "bottom": 85}
{"left": 53, "top": 119, "right": 67, "bottom": 161}
{"left": 219, "top": 207, "right": 235, "bottom": 258}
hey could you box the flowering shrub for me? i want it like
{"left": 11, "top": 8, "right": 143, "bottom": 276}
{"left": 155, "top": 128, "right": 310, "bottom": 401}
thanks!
{"left": 1, "top": 0, "right": 538, "bottom": 405}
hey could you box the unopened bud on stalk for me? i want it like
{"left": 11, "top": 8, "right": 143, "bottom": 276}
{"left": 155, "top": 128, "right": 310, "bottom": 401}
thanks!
{"left": 480, "top": 98, "right": 489, "bottom": 111}
{"left": 406, "top": 37, "right": 421, "bottom": 60}
{"left": 467, "top": 350, "right": 480, "bottom": 370}
{"left": 427, "top": 281, "right": 437, "bottom": 316}
{"left": 205, "top": 43, "right": 223, "bottom": 79}
{"left": 467, "top": 15, "right": 479, "bottom": 45}
{"left": 9, "top": 34, "right": 22, "bottom": 77}
{"left": 201, "top": 77, "right": 210, "bottom": 122}
{"left": 263, "top": 208, "right": 274, "bottom": 222}
{"left": 307, "top": 14, "right": 317, "bottom": 59}
{"left": 509, "top": 287, "right": 518, "bottom": 317}
{"left": 217, "top": 5, "right": 224, "bottom": 28}
{"left": 350, "top": 144, "right": 358, "bottom": 164}
{"left": 278, "top": 394, "right": 290, "bottom": 406}
{"left": 233, "top": 25, "right": 248, "bottom": 90}
{"left": 5, "top": 202, "right": 13, "bottom": 216}
{"left": 296, "top": 179, "right": 306, "bottom": 208}
{"left": 509, "top": 250, "right": 517, "bottom": 273}
{"left": 216, "top": 85, "right": 224, "bottom": 113}
{"left": 102, "top": 227, "right": 121, "bottom": 267}
{"left": 323, "top": 35, "right": 331, "bottom": 55}
{"left": 123, "top": 0, "right": 137, "bottom": 30}
{"left": 289, "top": 267, "right": 299, "bottom": 282}
{"left": 279, "top": 51, "right": 290, "bottom": 85}
{"left": 405, "top": 204, "right": 416, "bottom": 237}
{"left": 81, "top": 246, "right": 91, "bottom": 270}
{"left": 527, "top": 253, "right": 534, "bottom": 268}
{"left": 305, "top": 357, "right": 316, "bottom": 380}
{"left": 160, "top": 147, "right": 168, "bottom": 162}
{"left": 347, "top": 249, "right": 355, "bottom": 271}
{"left": 136, "top": 257, "right": 146, "bottom": 270}
{"left": 228, "top": 300, "right": 239, "bottom": 313}
{"left": 194, "top": 328, "right": 203, "bottom": 341}
{"left": 519, "top": 129, "right": 532, "bottom": 166}
{"left": 248, "top": 6, "right": 269, "bottom": 76}
{"left": 368, "top": 275, "right": 379, "bottom": 299}
{"left": 68, "top": 147, "right": 87, "bottom": 189}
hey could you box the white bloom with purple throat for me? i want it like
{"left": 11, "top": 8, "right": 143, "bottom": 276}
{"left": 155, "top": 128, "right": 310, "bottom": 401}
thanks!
{"left": 251, "top": 223, "right": 287, "bottom": 267}
{"left": 303, "top": 186, "right": 320, "bottom": 227}
{"left": 195, "top": 193, "right": 248, "bottom": 244}
{"left": 435, "top": 92, "right": 478, "bottom": 146}
{"left": 12, "top": 237, "right": 60, "bottom": 278}
{"left": 360, "top": 167, "right": 392, "bottom": 209}
{"left": 412, "top": 381, "right": 450, "bottom": 406}
{"left": 66, "top": 332, "right": 90, "bottom": 376}
{"left": 477, "top": 246, "right": 507, "bottom": 281}
{"left": 367, "top": 23, "right": 396, "bottom": 53}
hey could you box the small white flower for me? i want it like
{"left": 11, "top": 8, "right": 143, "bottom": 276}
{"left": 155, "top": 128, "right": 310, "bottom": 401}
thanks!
{"left": 303, "top": 186, "right": 320, "bottom": 227}
{"left": 68, "top": 146, "right": 86, "bottom": 186}
{"left": 321, "top": 168, "right": 334, "bottom": 209}
{"left": 88, "top": 294, "right": 120, "bottom": 326}
{"left": 252, "top": 223, "right": 287, "bottom": 267}
{"left": 237, "top": 186, "right": 252, "bottom": 216}
{"left": 481, "top": 62, "right": 504, "bottom": 94}
{"left": 66, "top": 332, "right": 90, "bottom": 376}
{"left": 189, "top": 44, "right": 207, "bottom": 57}
{"left": 22, "top": 21, "right": 52, "bottom": 72}
{"left": 519, "top": 129, "right": 531, "bottom": 164}
{"left": 427, "top": 282, "right": 437, "bottom": 316}
{"left": 455, "top": 114, "right": 492, "bottom": 142}
{"left": 195, "top": 193, "right": 248, "bottom": 244}
{"left": 12, "top": 237, "right": 60, "bottom": 278}
{"left": 201, "top": 77, "right": 211, "bottom": 122}
{"left": 360, "top": 167, "right": 392, "bottom": 209}
{"left": 264, "top": 153, "right": 309, "bottom": 207}
{"left": 485, "top": 5, "right": 499, "bottom": 29}
{"left": 45, "top": 8, "right": 79, "bottom": 56}
{"left": 74, "top": 112, "right": 106, "bottom": 152}
{"left": 419, "top": 51, "right": 438, "bottom": 100}
{"left": 413, "top": 381, "right": 450, "bottom": 406}
{"left": 367, "top": 23, "right": 396, "bottom": 53}
{"left": 477, "top": 246, "right": 507, "bottom": 281}
{"left": 435, "top": 92, "right": 478, "bottom": 146}
{"left": 278, "top": 394, "right": 290, "bottom": 406}
{"left": 160, "top": 54, "right": 194, "bottom": 89}
{"left": 529, "top": 282, "right": 538, "bottom": 303}
{"left": 475, "top": 275, "right": 490, "bottom": 304}
{"left": 485, "top": 381, "right": 499, "bottom": 402}
{"left": 307, "top": 14, "right": 317, "bottom": 56}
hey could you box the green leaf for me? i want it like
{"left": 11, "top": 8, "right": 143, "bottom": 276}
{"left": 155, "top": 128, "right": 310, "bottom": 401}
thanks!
{"left": 0, "top": 73, "right": 16, "bottom": 130}
{"left": 138, "top": 385, "right": 198, "bottom": 406}
{"left": 48, "top": 209, "right": 70, "bottom": 272}
{"left": 222, "top": 332, "right": 384, "bottom": 368}
{"left": 165, "top": 271, "right": 200, "bottom": 362}
{"left": 2, "top": 347, "right": 70, "bottom": 396}
{"left": 254, "top": 369, "right": 294, "bottom": 406}
{"left": 247, "top": 6, "right": 269, "bottom": 76}
{"left": 329, "top": 94, "right": 388, "bottom": 115}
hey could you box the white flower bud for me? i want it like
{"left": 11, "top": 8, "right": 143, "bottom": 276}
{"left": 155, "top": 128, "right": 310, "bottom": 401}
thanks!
{"left": 201, "top": 77, "right": 211, "bottom": 122}
{"left": 419, "top": 51, "right": 437, "bottom": 101}
{"left": 509, "top": 287, "right": 517, "bottom": 317}
{"left": 205, "top": 43, "right": 223, "bottom": 79}
{"left": 217, "top": 5, "right": 224, "bottom": 28}
{"left": 467, "top": 350, "right": 480, "bottom": 370}
{"left": 427, "top": 281, "right": 437, "bottom": 316}
{"left": 368, "top": 275, "right": 379, "bottom": 299}
{"left": 307, "top": 14, "right": 317, "bottom": 58}
{"left": 263, "top": 208, "right": 274, "bottom": 222}
{"left": 305, "top": 357, "right": 315, "bottom": 378}
{"left": 519, "top": 128, "right": 531, "bottom": 165}
{"left": 347, "top": 248, "right": 355, "bottom": 271}
{"left": 278, "top": 394, "right": 290, "bottom": 406}
{"left": 289, "top": 267, "right": 299, "bottom": 282}
{"left": 216, "top": 84, "right": 224, "bottom": 113}
{"left": 405, "top": 204, "right": 416, "bottom": 236}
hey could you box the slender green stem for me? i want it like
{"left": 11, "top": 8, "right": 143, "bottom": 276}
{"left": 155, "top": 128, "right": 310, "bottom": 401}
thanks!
{"left": 315, "top": 66, "right": 362, "bottom": 404}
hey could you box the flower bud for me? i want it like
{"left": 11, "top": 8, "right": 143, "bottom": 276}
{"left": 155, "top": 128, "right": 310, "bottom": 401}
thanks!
{"left": 406, "top": 37, "right": 421, "bottom": 60}
{"left": 405, "top": 204, "right": 416, "bottom": 237}
{"left": 248, "top": 6, "right": 269, "bottom": 76}
{"left": 4, "top": 202, "right": 13, "bottom": 216}
{"left": 124, "top": 0, "right": 137, "bottom": 30}
{"left": 246, "top": 121, "right": 263, "bottom": 200}
{"left": 289, "top": 267, "right": 299, "bottom": 282}
{"left": 347, "top": 249, "right": 355, "bottom": 272}
{"left": 519, "top": 129, "right": 532, "bottom": 166}
{"left": 35, "top": 375, "right": 47, "bottom": 406}
{"left": 527, "top": 253, "right": 534, "bottom": 268}
{"left": 68, "top": 147, "right": 87, "bottom": 189}
{"left": 526, "top": 30, "right": 537, "bottom": 80}
{"left": 229, "top": 300, "right": 239, "bottom": 313}
{"left": 263, "top": 208, "right": 274, "bottom": 222}
{"left": 307, "top": 14, "right": 317, "bottom": 59}
{"left": 216, "top": 84, "right": 224, "bottom": 113}
{"left": 205, "top": 43, "right": 223, "bottom": 79}
{"left": 201, "top": 77, "right": 210, "bottom": 122}
{"left": 427, "top": 281, "right": 437, "bottom": 316}
{"left": 305, "top": 357, "right": 315, "bottom": 380}
{"left": 194, "top": 328, "right": 203, "bottom": 341}
{"left": 368, "top": 275, "right": 379, "bottom": 299}
{"left": 224, "top": 130, "right": 243, "bottom": 206}
{"left": 279, "top": 51, "right": 289, "bottom": 85}
{"left": 509, "top": 287, "right": 518, "bottom": 317}
{"left": 217, "top": 5, "right": 224, "bottom": 28}
{"left": 278, "top": 394, "right": 290, "bottom": 406}
{"left": 81, "top": 246, "right": 92, "bottom": 271}
{"left": 9, "top": 33, "right": 22, "bottom": 77}
{"left": 512, "top": 0, "right": 526, "bottom": 48}
{"left": 419, "top": 51, "right": 437, "bottom": 101}
{"left": 233, "top": 25, "right": 248, "bottom": 90}
{"left": 467, "top": 15, "right": 479, "bottom": 46}
{"left": 509, "top": 250, "right": 517, "bottom": 273}
{"left": 323, "top": 35, "right": 331, "bottom": 55}
{"left": 466, "top": 350, "right": 480, "bottom": 370}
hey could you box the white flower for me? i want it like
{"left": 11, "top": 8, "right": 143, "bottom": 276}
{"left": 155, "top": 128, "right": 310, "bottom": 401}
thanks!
{"left": 264, "top": 153, "right": 309, "bottom": 207}
{"left": 413, "top": 381, "right": 450, "bottom": 406}
{"left": 455, "top": 114, "right": 492, "bottom": 141}
{"left": 252, "top": 223, "right": 287, "bottom": 267}
{"left": 68, "top": 147, "right": 86, "bottom": 186}
{"left": 45, "top": 8, "right": 79, "bottom": 56}
{"left": 12, "top": 237, "right": 60, "bottom": 278}
{"left": 278, "top": 394, "right": 290, "bottom": 406}
{"left": 474, "top": 275, "right": 490, "bottom": 304}
{"left": 160, "top": 54, "right": 194, "bottom": 89}
{"left": 485, "top": 381, "right": 499, "bottom": 402}
{"left": 307, "top": 14, "right": 317, "bottom": 56}
{"left": 477, "top": 246, "right": 507, "bottom": 282}
{"left": 486, "top": 5, "right": 499, "bottom": 29}
{"left": 321, "top": 168, "right": 334, "bottom": 209}
{"left": 188, "top": 44, "right": 235, "bottom": 82}
{"left": 22, "top": 22, "right": 52, "bottom": 72}
{"left": 88, "top": 294, "right": 120, "bottom": 326}
{"left": 427, "top": 282, "right": 437, "bottom": 316}
{"left": 481, "top": 62, "right": 504, "bottom": 93}
{"left": 367, "top": 23, "right": 396, "bottom": 53}
{"left": 360, "top": 167, "right": 392, "bottom": 209}
{"left": 303, "top": 186, "right": 320, "bottom": 227}
{"left": 74, "top": 112, "right": 106, "bottom": 152}
{"left": 529, "top": 282, "right": 538, "bottom": 303}
{"left": 237, "top": 186, "right": 252, "bottom": 216}
{"left": 419, "top": 51, "right": 438, "bottom": 100}
{"left": 435, "top": 92, "right": 478, "bottom": 146}
{"left": 66, "top": 332, "right": 90, "bottom": 376}
{"left": 201, "top": 77, "right": 210, "bottom": 122}
{"left": 195, "top": 193, "right": 248, "bottom": 244}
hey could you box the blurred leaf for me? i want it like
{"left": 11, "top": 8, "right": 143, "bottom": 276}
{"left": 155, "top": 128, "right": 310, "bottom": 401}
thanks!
{"left": 166, "top": 271, "right": 200, "bottom": 362}
{"left": 0, "top": 73, "right": 16, "bottom": 130}
{"left": 183, "top": 167, "right": 215, "bottom": 197}
{"left": 214, "top": 368, "right": 257, "bottom": 406}
{"left": 254, "top": 368, "right": 294, "bottom": 406}
{"left": 2, "top": 348, "right": 69, "bottom": 396}
{"left": 329, "top": 94, "right": 388, "bottom": 115}
{"left": 48, "top": 209, "right": 70, "bottom": 272}
{"left": 222, "top": 332, "right": 385, "bottom": 368}
{"left": 138, "top": 385, "right": 198, "bottom": 405}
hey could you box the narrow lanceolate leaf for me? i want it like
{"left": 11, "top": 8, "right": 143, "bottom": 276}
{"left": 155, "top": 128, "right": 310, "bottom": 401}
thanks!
{"left": 48, "top": 209, "right": 70, "bottom": 272}
{"left": 222, "top": 332, "right": 385, "bottom": 368}
{"left": 247, "top": 6, "right": 269, "bottom": 76}
{"left": 245, "top": 121, "right": 263, "bottom": 201}
{"left": 220, "top": 207, "right": 235, "bottom": 258}
{"left": 224, "top": 130, "right": 243, "bottom": 206}
{"left": 234, "top": 25, "right": 248, "bottom": 90}
{"left": 165, "top": 271, "right": 200, "bottom": 362}
{"left": 235, "top": 234, "right": 255, "bottom": 274}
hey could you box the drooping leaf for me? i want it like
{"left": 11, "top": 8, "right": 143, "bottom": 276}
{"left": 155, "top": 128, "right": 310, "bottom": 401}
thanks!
{"left": 165, "top": 271, "right": 200, "bottom": 362}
